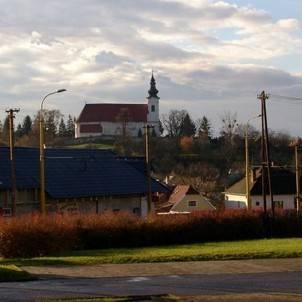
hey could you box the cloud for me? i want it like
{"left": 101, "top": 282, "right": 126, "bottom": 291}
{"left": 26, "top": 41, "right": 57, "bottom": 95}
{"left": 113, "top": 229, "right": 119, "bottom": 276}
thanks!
{"left": 0, "top": 0, "right": 300, "bottom": 134}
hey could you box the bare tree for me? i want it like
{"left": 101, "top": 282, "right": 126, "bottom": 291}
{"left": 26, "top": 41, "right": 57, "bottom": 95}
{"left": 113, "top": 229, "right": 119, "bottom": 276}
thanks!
{"left": 220, "top": 111, "right": 238, "bottom": 145}
{"left": 162, "top": 110, "right": 187, "bottom": 137}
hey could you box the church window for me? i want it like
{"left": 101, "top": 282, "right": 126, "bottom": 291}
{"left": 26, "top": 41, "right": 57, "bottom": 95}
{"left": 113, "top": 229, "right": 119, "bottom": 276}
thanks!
{"left": 151, "top": 105, "right": 155, "bottom": 112}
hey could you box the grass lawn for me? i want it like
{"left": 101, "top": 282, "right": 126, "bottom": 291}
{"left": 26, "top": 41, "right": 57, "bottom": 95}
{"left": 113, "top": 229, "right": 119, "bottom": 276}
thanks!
{"left": 69, "top": 143, "right": 113, "bottom": 149}
{"left": 2, "top": 238, "right": 302, "bottom": 267}
{"left": 0, "top": 265, "right": 35, "bottom": 282}
{"left": 42, "top": 294, "right": 178, "bottom": 301}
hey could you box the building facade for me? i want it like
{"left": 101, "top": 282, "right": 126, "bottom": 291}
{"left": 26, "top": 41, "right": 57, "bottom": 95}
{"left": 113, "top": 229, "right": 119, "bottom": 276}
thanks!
{"left": 224, "top": 167, "right": 299, "bottom": 210}
{"left": 0, "top": 147, "right": 168, "bottom": 216}
{"left": 75, "top": 74, "right": 160, "bottom": 138}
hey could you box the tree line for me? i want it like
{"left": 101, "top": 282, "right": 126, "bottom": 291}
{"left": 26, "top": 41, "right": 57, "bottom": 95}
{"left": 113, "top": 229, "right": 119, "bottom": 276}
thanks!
{"left": 0, "top": 110, "right": 75, "bottom": 147}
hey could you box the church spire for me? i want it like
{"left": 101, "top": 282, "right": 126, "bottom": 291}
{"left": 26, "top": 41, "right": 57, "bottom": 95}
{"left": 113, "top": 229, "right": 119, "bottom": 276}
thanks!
{"left": 148, "top": 72, "right": 159, "bottom": 99}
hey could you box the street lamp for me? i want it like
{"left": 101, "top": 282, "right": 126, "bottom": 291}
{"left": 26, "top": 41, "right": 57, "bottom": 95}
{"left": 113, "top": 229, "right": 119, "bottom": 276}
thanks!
{"left": 245, "top": 114, "right": 261, "bottom": 210}
{"left": 39, "top": 89, "right": 66, "bottom": 214}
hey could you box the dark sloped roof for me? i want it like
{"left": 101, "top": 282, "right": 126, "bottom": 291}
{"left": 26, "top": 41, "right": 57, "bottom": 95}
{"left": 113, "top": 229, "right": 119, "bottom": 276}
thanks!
{"left": 77, "top": 103, "right": 148, "bottom": 123}
{"left": 226, "top": 167, "right": 298, "bottom": 196}
{"left": 0, "top": 147, "right": 168, "bottom": 199}
{"left": 251, "top": 168, "right": 296, "bottom": 195}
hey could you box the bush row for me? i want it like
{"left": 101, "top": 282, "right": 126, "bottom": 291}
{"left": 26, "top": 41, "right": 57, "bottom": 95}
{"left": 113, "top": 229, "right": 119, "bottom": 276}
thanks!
{"left": 0, "top": 210, "right": 302, "bottom": 258}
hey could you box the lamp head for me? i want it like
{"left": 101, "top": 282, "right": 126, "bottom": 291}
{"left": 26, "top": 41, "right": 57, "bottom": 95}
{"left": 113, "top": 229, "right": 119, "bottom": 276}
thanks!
{"left": 57, "top": 89, "right": 67, "bottom": 93}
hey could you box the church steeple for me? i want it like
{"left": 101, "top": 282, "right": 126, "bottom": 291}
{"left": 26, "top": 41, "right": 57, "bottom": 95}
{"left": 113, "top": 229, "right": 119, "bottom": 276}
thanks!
{"left": 147, "top": 72, "right": 159, "bottom": 99}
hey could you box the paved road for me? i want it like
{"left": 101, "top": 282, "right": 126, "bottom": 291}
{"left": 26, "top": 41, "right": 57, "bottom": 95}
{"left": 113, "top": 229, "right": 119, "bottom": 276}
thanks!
{"left": 1, "top": 271, "right": 302, "bottom": 301}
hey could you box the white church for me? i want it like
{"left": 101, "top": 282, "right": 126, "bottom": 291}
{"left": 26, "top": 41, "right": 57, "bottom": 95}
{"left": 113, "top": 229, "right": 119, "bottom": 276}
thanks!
{"left": 75, "top": 74, "right": 160, "bottom": 138}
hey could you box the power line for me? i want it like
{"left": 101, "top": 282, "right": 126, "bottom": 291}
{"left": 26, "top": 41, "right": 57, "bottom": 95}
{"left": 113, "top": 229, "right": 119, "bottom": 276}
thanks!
{"left": 270, "top": 94, "right": 302, "bottom": 101}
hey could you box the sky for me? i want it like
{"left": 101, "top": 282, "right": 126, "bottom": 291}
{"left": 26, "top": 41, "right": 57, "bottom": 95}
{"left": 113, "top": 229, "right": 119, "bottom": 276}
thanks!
{"left": 0, "top": 0, "right": 301, "bottom": 135}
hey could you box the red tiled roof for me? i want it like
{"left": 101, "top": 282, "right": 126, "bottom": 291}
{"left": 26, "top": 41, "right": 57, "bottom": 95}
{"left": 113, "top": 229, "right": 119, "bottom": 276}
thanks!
{"left": 80, "top": 124, "right": 102, "bottom": 133}
{"left": 77, "top": 103, "right": 148, "bottom": 123}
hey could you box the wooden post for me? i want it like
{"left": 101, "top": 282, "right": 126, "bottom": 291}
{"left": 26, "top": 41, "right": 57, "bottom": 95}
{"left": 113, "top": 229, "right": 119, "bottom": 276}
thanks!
{"left": 144, "top": 125, "right": 154, "bottom": 214}
{"left": 5, "top": 108, "right": 19, "bottom": 216}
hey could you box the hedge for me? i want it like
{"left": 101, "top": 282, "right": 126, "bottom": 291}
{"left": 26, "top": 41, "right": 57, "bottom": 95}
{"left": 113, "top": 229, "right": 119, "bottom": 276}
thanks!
{"left": 0, "top": 210, "right": 301, "bottom": 258}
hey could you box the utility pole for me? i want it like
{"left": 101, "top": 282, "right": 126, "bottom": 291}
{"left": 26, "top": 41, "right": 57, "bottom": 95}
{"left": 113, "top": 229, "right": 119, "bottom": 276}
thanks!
{"left": 245, "top": 124, "right": 251, "bottom": 210}
{"left": 5, "top": 108, "right": 20, "bottom": 216}
{"left": 257, "top": 91, "right": 274, "bottom": 216}
{"left": 245, "top": 115, "right": 261, "bottom": 210}
{"left": 144, "top": 124, "right": 154, "bottom": 214}
{"left": 290, "top": 138, "right": 301, "bottom": 213}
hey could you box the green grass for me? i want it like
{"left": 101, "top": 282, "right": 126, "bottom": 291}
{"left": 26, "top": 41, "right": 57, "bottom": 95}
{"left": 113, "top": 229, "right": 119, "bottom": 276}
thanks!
{"left": 2, "top": 238, "right": 302, "bottom": 267}
{"left": 0, "top": 265, "right": 35, "bottom": 282}
{"left": 42, "top": 294, "right": 178, "bottom": 301}
{"left": 68, "top": 143, "right": 113, "bottom": 149}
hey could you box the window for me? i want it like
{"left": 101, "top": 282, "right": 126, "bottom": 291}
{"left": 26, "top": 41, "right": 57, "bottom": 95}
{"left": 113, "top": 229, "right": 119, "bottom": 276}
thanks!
{"left": 256, "top": 202, "right": 260, "bottom": 206}
{"left": 151, "top": 105, "right": 155, "bottom": 112}
{"left": 2, "top": 208, "right": 12, "bottom": 217}
{"left": 188, "top": 200, "right": 197, "bottom": 207}
{"left": 274, "top": 201, "right": 284, "bottom": 209}
{"left": 133, "top": 207, "right": 141, "bottom": 216}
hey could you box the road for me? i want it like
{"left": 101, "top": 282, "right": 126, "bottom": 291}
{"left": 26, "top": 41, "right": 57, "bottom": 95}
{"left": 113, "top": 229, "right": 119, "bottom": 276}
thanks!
{"left": 1, "top": 271, "right": 302, "bottom": 301}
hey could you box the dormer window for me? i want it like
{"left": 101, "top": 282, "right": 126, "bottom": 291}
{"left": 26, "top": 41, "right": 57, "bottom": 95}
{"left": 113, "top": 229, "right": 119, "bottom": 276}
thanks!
{"left": 151, "top": 105, "right": 155, "bottom": 112}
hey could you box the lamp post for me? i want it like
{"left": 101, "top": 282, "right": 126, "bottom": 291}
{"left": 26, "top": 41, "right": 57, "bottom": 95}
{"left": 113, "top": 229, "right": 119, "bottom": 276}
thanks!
{"left": 245, "top": 114, "right": 261, "bottom": 210}
{"left": 39, "top": 89, "right": 66, "bottom": 214}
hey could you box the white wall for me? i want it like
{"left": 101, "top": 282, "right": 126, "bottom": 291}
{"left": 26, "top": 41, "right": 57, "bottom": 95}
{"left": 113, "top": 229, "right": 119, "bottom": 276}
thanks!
{"left": 76, "top": 121, "right": 147, "bottom": 138}
{"left": 251, "top": 195, "right": 295, "bottom": 210}
{"left": 225, "top": 194, "right": 247, "bottom": 209}
{"left": 225, "top": 193, "right": 296, "bottom": 210}
{"left": 147, "top": 96, "right": 160, "bottom": 136}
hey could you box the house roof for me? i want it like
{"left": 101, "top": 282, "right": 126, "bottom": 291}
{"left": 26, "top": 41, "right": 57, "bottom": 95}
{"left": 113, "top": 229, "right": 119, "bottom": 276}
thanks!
{"left": 226, "top": 167, "right": 298, "bottom": 196}
{"left": 77, "top": 103, "right": 148, "bottom": 123}
{"left": 168, "top": 185, "right": 199, "bottom": 204}
{"left": 225, "top": 177, "right": 246, "bottom": 195}
{"left": 0, "top": 147, "right": 169, "bottom": 199}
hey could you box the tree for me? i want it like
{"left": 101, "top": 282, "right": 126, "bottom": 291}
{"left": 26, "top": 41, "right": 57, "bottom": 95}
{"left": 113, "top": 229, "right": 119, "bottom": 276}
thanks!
{"left": 151, "top": 127, "right": 157, "bottom": 137}
{"left": 196, "top": 116, "right": 212, "bottom": 139}
{"left": 66, "top": 115, "right": 75, "bottom": 137}
{"left": 180, "top": 113, "right": 196, "bottom": 137}
{"left": 158, "top": 120, "right": 164, "bottom": 135}
{"left": 22, "top": 115, "right": 32, "bottom": 136}
{"left": 162, "top": 110, "right": 187, "bottom": 137}
{"left": 15, "top": 123, "right": 23, "bottom": 138}
{"left": 2, "top": 116, "right": 9, "bottom": 143}
{"left": 220, "top": 111, "right": 238, "bottom": 146}
{"left": 58, "top": 118, "right": 67, "bottom": 137}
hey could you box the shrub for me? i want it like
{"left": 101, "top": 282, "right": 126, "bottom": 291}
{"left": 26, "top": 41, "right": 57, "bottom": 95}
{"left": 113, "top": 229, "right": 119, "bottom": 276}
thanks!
{"left": 0, "top": 210, "right": 302, "bottom": 258}
{"left": 0, "top": 215, "right": 76, "bottom": 258}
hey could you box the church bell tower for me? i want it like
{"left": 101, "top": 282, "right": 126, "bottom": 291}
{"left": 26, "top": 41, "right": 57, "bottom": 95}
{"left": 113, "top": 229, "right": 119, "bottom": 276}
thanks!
{"left": 147, "top": 73, "right": 160, "bottom": 135}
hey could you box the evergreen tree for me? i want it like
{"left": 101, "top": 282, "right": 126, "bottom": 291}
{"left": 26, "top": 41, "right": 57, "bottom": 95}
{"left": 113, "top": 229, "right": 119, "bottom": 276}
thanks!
{"left": 45, "top": 115, "right": 57, "bottom": 137}
{"left": 15, "top": 123, "right": 23, "bottom": 138}
{"left": 58, "top": 118, "right": 67, "bottom": 137}
{"left": 66, "top": 115, "right": 75, "bottom": 137}
{"left": 180, "top": 113, "right": 196, "bottom": 137}
{"left": 197, "top": 116, "right": 212, "bottom": 139}
{"left": 151, "top": 127, "right": 157, "bottom": 137}
{"left": 22, "top": 115, "right": 32, "bottom": 136}
{"left": 137, "top": 128, "right": 143, "bottom": 138}
{"left": 2, "top": 117, "right": 9, "bottom": 142}
{"left": 158, "top": 120, "right": 164, "bottom": 135}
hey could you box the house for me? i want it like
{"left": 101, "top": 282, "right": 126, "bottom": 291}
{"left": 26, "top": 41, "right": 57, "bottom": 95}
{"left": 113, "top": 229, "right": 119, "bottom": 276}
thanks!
{"left": 157, "top": 185, "right": 215, "bottom": 213}
{"left": 224, "top": 166, "right": 299, "bottom": 210}
{"left": 75, "top": 74, "right": 160, "bottom": 138}
{"left": 0, "top": 147, "right": 169, "bottom": 216}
